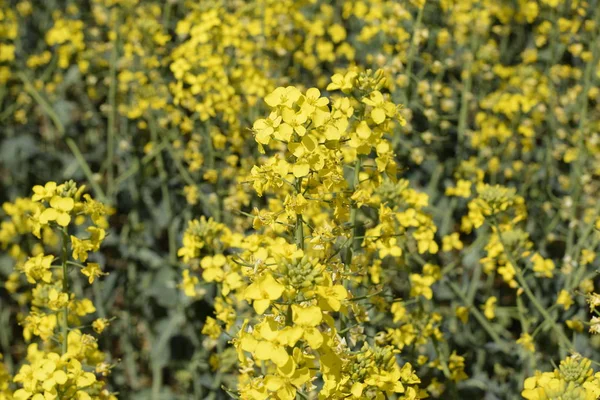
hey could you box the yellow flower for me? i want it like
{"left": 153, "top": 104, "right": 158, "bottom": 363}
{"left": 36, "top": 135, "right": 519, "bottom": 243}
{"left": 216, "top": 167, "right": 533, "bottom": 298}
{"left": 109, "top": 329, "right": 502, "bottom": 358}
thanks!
{"left": 291, "top": 305, "right": 323, "bottom": 349}
{"left": 362, "top": 90, "right": 391, "bottom": 124}
{"left": 201, "top": 254, "right": 226, "bottom": 282}
{"left": 39, "top": 196, "right": 74, "bottom": 226}
{"left": 482, "top": 296, "right": 497, "bottom": 320}
{"left": 456, "top": 306, "right": 469, "bottom": 323}
{"left": 531, "top": 253, "right": 555, "bottom": 278}
{"left": 442, "top": 232, "right": 463, "bottom": 252}
{"left": 253, "top": 111, "right": 282, "bottom": 145}
{"left": 202, "top": 317, "right": 222, "bottom": 340}
{"left": 243, "top": 273, "right": 285, "bottom": 314}
{"left": 92, "top": 318, "right": 110, "bottom": 334}
{"left": 70, "top": 236, "right": 93, "bottom": 262}
{"left": 566, "top": 319, "right": 585, "bottom": 332}
{"left": 180, "top": 270, "right": 199, "bottom": 297}
{"left": 556, "top": 290, "right": 574, "bottom": 311}
{"left": 68, "top": 359, "right": 96, "bottom": 388}
{"left": 264, "top": 86, "right": 301, "bottom": 108}
{"left": 315, "top": 275, "right": 347, "bottom": 312}
{"left": 20, "top": 254, "right": 53, "bottom": 284}
{"left": 31, "top": 181, "right": 58, "bottom": 202}
{"left": 47, "top": 288, "right": 69, "bottom": 311}
{"left": 516, "top": 333, "right": 535, "bottom": 352}
{"left": 409, "top": 274, "right": 435, "bottom": 300}
{"left": 328, "top": 24, "right": 346, "bottom": 43}
{"left": 81, "top": 262, "right": 106, "bottom": 284}
{"left": 299, "top": 87, "right": 329, "bottom": 115}
{"left": 239, "top": 320, "right": 290, "bottom": 368}
{"left": 87, "top": 226, "right": 106, "bottom": 250}
{"left": 326, "top": 71, "right": 357, "bottom": 93}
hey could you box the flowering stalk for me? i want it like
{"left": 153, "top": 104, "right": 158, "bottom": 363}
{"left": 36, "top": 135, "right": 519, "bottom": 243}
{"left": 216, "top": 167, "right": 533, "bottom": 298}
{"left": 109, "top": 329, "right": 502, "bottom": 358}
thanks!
{"left": 9, "top": 181, "right": 116, "bottom": 399}
{"left": 178, "top": 69, "right": 446, "bottom": 399}
{"left": 61, "top": 228, "right": 69, "bottom": 355}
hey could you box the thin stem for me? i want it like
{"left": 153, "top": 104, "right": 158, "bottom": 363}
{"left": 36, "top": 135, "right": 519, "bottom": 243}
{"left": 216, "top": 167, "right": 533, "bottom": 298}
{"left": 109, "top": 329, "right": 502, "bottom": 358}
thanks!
{"left": 66, "top": 138, "right": 108, "bottom": 202}
{"left": 403, "top": 2, "right": 425, "bottom": 103}
{"left": 456, "top": 27, "right": 479, "bottom": 160}
{"left": 295, "top": 178, "right": 304, "bottom": 251}
{"left": 61, "top": 229, "right": 69, "bottom": 355}
{"left": 106, "top": 12, "right": 120, "bottom": 200}
{"left": 492, "top": 219, "right": 573, "bottom": 355}
{"left": 160, "top": 131, "right": 215, "bottom": 218}
{"left": 148, "top": 116, "right": 176, "bottom": 264}
{"left": 446, "top": 280, "right": 510, "bottom": 351}
{"left": 17, "top": 72, "right": 65, "bottom": 135}
{"left": 348, "top": 156, "right": 362, "bottom": 262}
{"left": 565, "top": 8, "right": 600, "bottom": 288}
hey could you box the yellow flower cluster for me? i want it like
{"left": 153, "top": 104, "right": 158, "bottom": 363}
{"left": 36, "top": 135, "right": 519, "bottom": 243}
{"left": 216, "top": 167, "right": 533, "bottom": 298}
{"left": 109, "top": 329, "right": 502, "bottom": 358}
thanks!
{"left": 0, "top": 354, "right": 12, "bottom": 399}
{"left": 2, "top": 0, "right": 600, "bottom": 398}
{"left": 522, "top": 355, "right": 600, "bottom": 400}
{"left": 0, "top": 0, "right": 18, "bottom": 84}
{"left": 1, "top": 181, "right": 115, "bottom": 400}
{"left": 176, "top": 69, "right": 469, "bottom": 399}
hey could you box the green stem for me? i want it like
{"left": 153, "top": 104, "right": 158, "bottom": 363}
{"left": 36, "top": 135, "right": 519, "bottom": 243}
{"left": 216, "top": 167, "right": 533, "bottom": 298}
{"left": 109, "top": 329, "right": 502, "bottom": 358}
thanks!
{"left": 160, "top": 131, "right": 215, "bottom": 219}
{"left": 149, "top": 116, "right": 176, "bottom": 264}
{"left": 295, "top": 178, "right": 304, "bottom": 251}
{"left": 106, "top": 13, "right": 120, "bottom": 200}
{"left": 403, "top": 3, "right": 425, "bottom": 103}
{"left": 565, "top": 9, "right": 599, "bottom": 288}
{"left": 17, "top": 72, "right": 65, "bottom": 136}
{"left": 446, "top": 280, "right": 510, "bottom": 351}
{"left": 65, "top": 138, "right": 108, "bottom": 202}
{"left": 61, "top": 229, "right": 69, "bottom": 355}
{"left": 457, "top": 30, "right": 479, "bottom": 160}
{"left": 348, "top": 157, "right": 362, "bottom": 259}
{"left": 492, "top": 220, "right": 573, "bottom": 355}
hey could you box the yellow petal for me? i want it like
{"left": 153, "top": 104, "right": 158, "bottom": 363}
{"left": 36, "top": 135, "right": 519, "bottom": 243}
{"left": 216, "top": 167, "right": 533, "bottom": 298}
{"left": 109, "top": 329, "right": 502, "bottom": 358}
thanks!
{"left": 292, "top": 162, "right": 310, "bottom": 177}
{"left": 240, "top": 335, "right": 258, "bottom": 352}
{"left": 50, "top": 196, "right": 75, "bottom": 212}
{"left": 303, "top": 327, "right": 323, "bottom": 349}
{"left": 258, "top": 318, "right": 280, "bottom": 341}
{"left": 331, "top": 285, "right": 348, "bottom": 300}
{"left": 244, "top": 282, "right": 262, "bottom": 300}
{"left": 39, "top": 208, "right": 58, "bottom": 223}
{"left": 265, "top": 87, "right": 284, "bottom": 107}
{"left": 76, "top": 391, "right": 92, "bottom": 400}
{"left": 290, "top": 367, "right": 311, "bottom": 387}
{"left": 265, "top": 375, "right": 284, "bottom": 391}
{"left": 254, "top": 341, "right": 275, "bottom": 360}
{"left": 255, "top": 129, "right": 273, "bottom": 145}
{"left": 76, "top": 372, "right": 96, "bottom": 387}
{"left": 288, "top": 142, "right": 304, "bottom": 158}
{"left": 371, "top": 108, "right": 386, "bottom": 124}
{"left": 253, "top": 299, "right": 271, "bottom": 315}
{"left": 270, "top": 346, "right": 290, "bottom": 367}
{"left": 56, "top": 212, "right": 71, "bottom": 227}
{"left": 14, "top": 389, "right": 32, "bottom": 400}
{"left": 261, "top": 274, "right": 285, "bottom": 300}
{"left": 356, "top": 121, "right": 371, "bottom": 139}
{"left": 325, "top": 125, "right": 341, "bottom": 140}
{"left": 292, "top": 305, "right": 322, "bottom": 326}
{"left": 278, "top": 326, "right": 303, "bottom": 347}
{"left": 351, "top": 382, "right": 364, "bottom": 398}
{"left": 306, "top": 87, "right": 320, "bottom": 99}
{"left": 276, "top": 123, "right": 293, "bottom": 142}
{"left": 277, "top": 385, "right": 296, "bottom": 400}
{"left": 277, "top": 356, "right": 297, "bottom": 378}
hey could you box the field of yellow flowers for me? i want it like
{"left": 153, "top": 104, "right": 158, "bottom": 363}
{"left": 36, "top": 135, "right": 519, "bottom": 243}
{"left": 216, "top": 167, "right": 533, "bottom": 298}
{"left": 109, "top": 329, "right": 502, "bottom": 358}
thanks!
{"left": 1, "top": 0, "right": 600, "bottom": 399}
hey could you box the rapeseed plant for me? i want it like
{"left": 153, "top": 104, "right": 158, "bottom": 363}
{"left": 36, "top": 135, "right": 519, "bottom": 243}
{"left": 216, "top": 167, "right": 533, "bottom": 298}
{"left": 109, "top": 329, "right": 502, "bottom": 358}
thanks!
{"left": 0, "top": 0, "right": 600, "bottom": 398}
